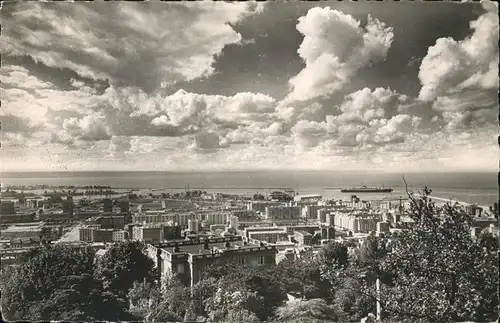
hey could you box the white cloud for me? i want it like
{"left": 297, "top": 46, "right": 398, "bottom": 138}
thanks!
{"left": 61, "top": 113, "right": 111, "bottom": 141}
{"left": 188, "top": 132, "right": 221, "bottom": 150}
{"left": 1, "top": 2, "right": 496, "bottom": 173}
{"left": 0, "top": 65, "right": 53, "bottom": 90}
{"left": 284, "top": 7, "right": 394, "bottom": 103}
{"left": 0, "top": 1, "right": 263, "bottom": 91}
{"left": 417, "top": 2, "right": 499, "bottom": 129}
{"left": 70, "top": 78, "right": 86, "bottom": 88}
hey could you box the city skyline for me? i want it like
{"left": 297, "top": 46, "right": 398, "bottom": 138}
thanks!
{"left": 1, "top": 1, "right": 498, "bottom": 172}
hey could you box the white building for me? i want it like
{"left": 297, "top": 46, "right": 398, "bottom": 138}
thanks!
{"left": 302, "top": 205, "right": 322, "bottom": 219}
{"left": 205, "top": 212, "right": 229, "bottom": 225}
{"left": 229, "top": 215, "right": 239, "bottom": 229}
{"left": 334, "top": 213, "right": 379, "bottom": 233}
{"left": 188, "top": 219, "right": 200, "bottom": 232}
{"left": 294, "top": 194, "right": 322, "bottom": 204}
{"left": 247, "top": 201, "right": 280, "bottom": 213}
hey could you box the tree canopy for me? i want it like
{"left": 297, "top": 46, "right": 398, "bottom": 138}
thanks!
{"left": 275, "top": 298, "right": 345, "bottom": 323}
{"left": 0, "top": 245, "right": 132, "bottom": 321}
{"left": 380, "top": 187, "right": 499, "bottom": 322}
{"left": 94, "top": 241, "right": 155, "bottom": 299}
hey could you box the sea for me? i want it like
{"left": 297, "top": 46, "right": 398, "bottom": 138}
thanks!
{"left": 1, "top": 171, "right": 498, "bottom": 207}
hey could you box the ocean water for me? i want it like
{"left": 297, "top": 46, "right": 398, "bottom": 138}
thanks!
{"left": 1, "top": 171, "right": 498, "bottom": 206}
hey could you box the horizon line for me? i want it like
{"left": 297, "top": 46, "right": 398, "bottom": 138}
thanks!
{"left": 1, "top": 169, "right": 495, "bottom": 174}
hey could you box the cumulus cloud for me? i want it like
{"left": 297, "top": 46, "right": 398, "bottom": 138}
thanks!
{"left": 188, "top": 132, "right": 221, "bottom": 150}
{"left": 0, "top": 65, "right": 54, "bottom": 90}
{"left": 284, "top": 7, "right": 394, "bottom": 103}
{"left": 1, "top": 2, "right": 495, "bottom": 173}
{"left": 61, "top": 113, "right": 111, "bottom": 141}
{"left": 418, "top": 2, "right": 499, "bottom": 129}
{"left": 0, "top": 1, "right": 263, "bottom": 91}
{"left": 287, "top": 87, "right": 419, "bottom": 150}
{"left": 0, "top": 114, "right": 41, "bottom": 134}
{"left": 101, "top": 87, "right": 281, "bottom": 142}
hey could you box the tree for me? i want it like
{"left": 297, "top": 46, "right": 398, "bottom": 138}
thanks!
{"left": 380, "top": 186, "right": 499, "bottom": 322}
{"left": 354, "top": 233, "right": 393, "bottom": 286}
{"left": 146, "top": 276, "right": 192, "bottom": 322}
{"left": 274, "top": 257, "right": 331, "bottom": 300}
{"left": 145, "top": 307, "right": 182, "bottom": 323}
{"left": 205, "top": 283, "right": 264, "bottom": 322}
{"left": 317, "top": 241, "right": 349, "bottom": 269}
{"left": 331, "top": 267, "right": 378, "bottom": 322}
{"left": 0, "top": 245, "right": 131, "bottom": 321}
{"left": 183, "top": 300, "right": 197, "bottom": 322}
{"left": 223, "top": 308, "right": 260, "bottom": 323}
{"left": 198, "top": 259, "right": 287, "bottom": 321}
{"left": 128, "top": 279, "right": 161, "bottom": 319}
{"left": 275, "top": 298, "right": 345, "bottom": 322}
{"left": 95, "top": 241, "right": 155, "bottom": 299}
{"left": 31, "top": 274, "right": 131, "bottom": 321}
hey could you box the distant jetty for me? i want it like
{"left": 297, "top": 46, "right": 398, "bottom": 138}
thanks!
{"left": 340, "top": 186, "right": 393, "bottom": 193}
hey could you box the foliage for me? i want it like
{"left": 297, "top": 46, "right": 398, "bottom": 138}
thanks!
{"left": 183, "top": 300, "right": 198, "bottom": 322}
{"left": 192, "top": 277, "right": 220, "bottom": 316}
{"left": 331, "top": 267, "right": 377, "bottom": 322}
{"left": 274, "top": 257, "right": 331, "bottom": 300}
{"left": 145, "top": 306, "right": 182, "bottom": 323}
{"left": 198, "top": 259, "right": 287, "bottom": 321}
{"left": 28, "top": 274, "right": 131, "bottom": 321}
{"left": 317, "top": 241, "right": 349, "bottom": 269}
{"left": 354, "top": 233, "right": 394, "bottom": 286}
{"left": 380, "top": 187, "right": 499, "bottom": 322}
{"left": 222, "top": 308, "right": 260, "bottom": 323}
{"left": 205, "top": 283, "right": 264, "bottom": 321}
{"left": 128, "top": 279, "right": 161, "bottom": 319}
{"left": 0, "top": 245, "right": 131, "bottom": 321}
{"left": 275, "top": 298, "right": 345, "bottom": 322}
{"left": 95, "top": 241, "right": 155, "bottom": 299}
{"left": 146, "top": 275, "right": 192, "bottom": 322}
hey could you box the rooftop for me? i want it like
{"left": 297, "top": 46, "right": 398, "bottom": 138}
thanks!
{"left": 294, "top": 230, "right": 313, "bottom": 237}
{"left": 294, "top": 194, "right": 322, "bottom": 200}
{"left": 3, "top": 223, "right": 44, "bottom": 232}
{"left": 177, "top": 240, "right": 249, "bottom": 254}
{"left": 155, "top": 236, "right": 266, "bottom": 255}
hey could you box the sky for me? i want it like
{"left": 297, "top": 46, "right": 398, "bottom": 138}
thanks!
{"left": 0, "top": 0, "right": 498, "bottom": 172}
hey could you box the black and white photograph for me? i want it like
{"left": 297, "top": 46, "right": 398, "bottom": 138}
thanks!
{"left": 0, "top": 0, "right": 498, "bottom": 322}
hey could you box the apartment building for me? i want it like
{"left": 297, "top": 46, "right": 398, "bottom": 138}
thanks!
{"left": 301, "top": 205, "right": 322, "bottom": 219}
{"left": 265, "top": 206, "right": 301, "bottom": 220}
{"left": 132, "top": 225, "right": 163, "bottom": 243}
{"left": 147, "top": 236, "right": 277, "bottom": 287}
{"left": 112, "top": 230, "right": 127, "bottom": 242}
{"left": 334, "top": 213, "right": 379, "bottom": 233}
{"left": 294, "top": 194, "right": 322, "bottom": 205}
{"left": 132, "top": 212, "right": 191, "bottom": 226}
{"left": 0, "top": 201, "right": 15, "bottom": 215}
{"left": 205, "top": 212, "right": 229, "bottom": 225}
{"left": 98, "top": 215, "right": 125, "bottom": 229}
{"left": 246, "top": 201, "right": 281, "bottom": 213}
{"left": 293, "top": 231, "right": 313, "bottom": 246}
{"left": 248, "top": 231, "right": 289, "bottom": 244}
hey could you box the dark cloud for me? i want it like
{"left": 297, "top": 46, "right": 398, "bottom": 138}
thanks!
{"left": 0, "top": 114, "right": 41, "bottom": 134}
{"left": 2, "top": 55, "right": 110, "bottom": 94}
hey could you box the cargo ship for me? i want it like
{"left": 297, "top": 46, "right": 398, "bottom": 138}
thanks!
{"left": 340, "top": 186, "right": 393, "bottom": 193}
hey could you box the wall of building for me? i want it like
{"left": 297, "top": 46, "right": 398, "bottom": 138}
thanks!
{"left": 265, "top": 206, "right": 301, "bottom": 220}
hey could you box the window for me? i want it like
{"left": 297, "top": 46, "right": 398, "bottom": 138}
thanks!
{"left": 177, "top": 263, "right": 185, "bottom": 274}
{"left": 238, "top": 257, "right": 246, "bottom": 265}
{"left": 257, "top": 255, "right": 264, "bottom": 265}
